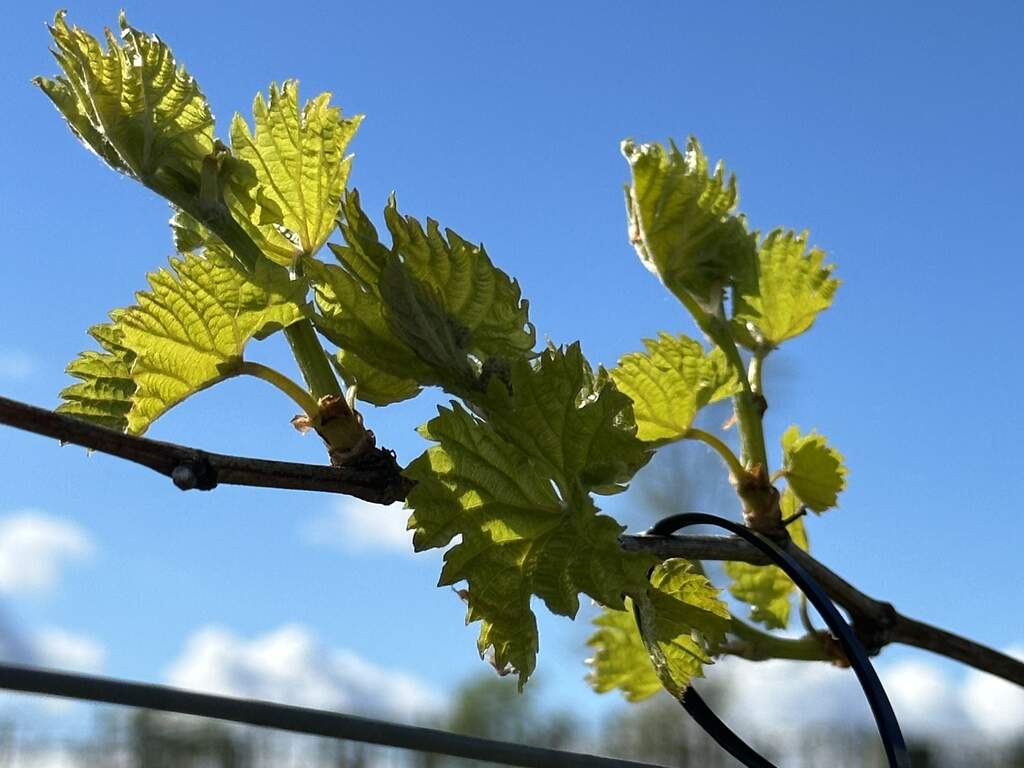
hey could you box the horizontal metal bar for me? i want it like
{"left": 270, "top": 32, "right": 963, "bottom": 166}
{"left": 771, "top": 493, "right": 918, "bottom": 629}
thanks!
{"left": 0, "top": 663, "right": 664, "bottom": 768}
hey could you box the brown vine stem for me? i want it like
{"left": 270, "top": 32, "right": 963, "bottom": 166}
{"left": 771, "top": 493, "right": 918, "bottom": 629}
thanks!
{"left": 2, "top": 394, "right": 1021, "bottom": 688}
{"left": 0, "top": 396, "right": 409, "bottom": 505}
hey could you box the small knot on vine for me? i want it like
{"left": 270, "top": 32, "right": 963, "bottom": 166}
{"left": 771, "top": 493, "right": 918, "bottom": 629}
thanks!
{"left": 171, "top": 453, "right": 218, "bottom": 491}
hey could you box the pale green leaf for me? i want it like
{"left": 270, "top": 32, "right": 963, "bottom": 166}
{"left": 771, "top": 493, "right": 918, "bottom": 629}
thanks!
{"left": 378, "top": 256, "right": 477, "bottom": 391}
{"left": 406, "top": 403, "right": 653, "bottom": 687}
{"left": 36, "top": 12, "right": 214, "bottom": 194}
{"left": 725, "top": 488, "right": 808, "bottom": 629}
{"left": 733, "top": 229, "right": 839, "bottom": 348}
{"left": 57, "top": 315, "right": 136, "bottom": 431}
{"left": 586, "top": 607, "right": 663, "bottom": 702}
{"left": 311, "top": 193, "right": 535, "bottom": 401}
{"left": 781, "top": 426, "right": 848, "bottom": 512}
{"left": 330, "top": 350, "right": 420, "bottom": 407}
{"left": 230, "top": 81, "right": 362, "bottom": 261}
{"left": 634, "top": 559, "right": 731, "bottom": 698}
{"left": 588, "top": 559, "right": 730, "bottom": 701}
{"left": 383, "top": 205, "right": 535, "bottom": 362}
{"left": 622, "top": 137, "right": 755, "bottom": 308}
{"left": 118, "top": 251, "right": 308, "bottom": 434}
{"left": 611, "top": 333, "right": 741, "bottom": 444}
{"left": 484, "top": 343, "right": 651, "bottom": 494}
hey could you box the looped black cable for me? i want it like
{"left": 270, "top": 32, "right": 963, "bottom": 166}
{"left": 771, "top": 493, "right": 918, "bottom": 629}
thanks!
{"left": 643, "top": 512, "right": 911, "bottom": 768}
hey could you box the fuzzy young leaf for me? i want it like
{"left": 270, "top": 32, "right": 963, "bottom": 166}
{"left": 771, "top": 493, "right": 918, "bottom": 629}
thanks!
{"left": 588, "top": 559, "right": 730, "bottom": 701}
{"left": 57, "top": 316, "right": 136, "bottom": 431}
{"left": 36, "top": 12, "right": 214, "bottom": 195}
{"left": 311, "top": 193, "right": 535, "bottom": 401}
{"left": 113, "top": 251, "right": 307, "bottom": 434}
{"left": 623, "top": 137, "right": 755, "bottom": 308}
{"left": 406, "top": 403, "right": 653, "bottom": 687}
{"left": 782, "top": 426, "right": 848, "bottom": 512}
{"left": 230, "top": 81, "right": 362, "bottom": 262}
{"left": 383, "top": 206, "right": 535, "bottom": 362}
{"left": 483, "top": 344, "right": 651, "bottom": 494}
{"left": 634, "top": 559, "right": 731, "bottom": 698}
{"left": 586, "top": 606, "right": 663, "bottom": 702}
{"left": 733, "top": 229, "right": 839, "bottom": 349}
{"left": 611, "top": 333, "right": 740, "bottom": 444}
{"left": 725, "top": 489, "right": 808, "bottom": 628}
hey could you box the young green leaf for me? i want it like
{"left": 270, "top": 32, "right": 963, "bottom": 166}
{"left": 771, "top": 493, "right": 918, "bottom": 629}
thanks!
{"left": 311, "top": 194, "right": 535, "bottom": 401}
{"left": 109, "top": 251, "right": 307, "bottom": 434}
{"left": 724, "top": 488, "right": 808, "bottom": 628}
{"left": 329, "top": 350, "right": 420, "bottom": 407}
{"left": 230, "top": 81, "right": 362, "bottom": 262}
{"left": 588, "top": 559, "right": 731, "bottom": 701}
{"left": 483, "top": 344, "right": 651, "bottom": 495}
{"left": 781, "top": 426, "right": 848, "bottom": 512}
{"left": 586, "top": 606, "right": 663, "bottom": 702}
{"left": 634, "top": 559, "right": 731, "bottom": 698}
{"left": 622, "top": 137, "right": 755, "bottom": 309}
{"left": 611, "top": 333, "right": 740, "bottom": 444}
{"left": 57, "top": 316, "right": 136, "bottom": 431}
{"left": 383, "top": 206, "right": 535, "bottom": 362}
{"left": 733, "top": 229, "right": 839, "bottom": 349}
{"left": 36, "top": 12, "right": 214, "bottom": 196}
{"left": 405, "top": 403, "right": 654, "bottom": 687}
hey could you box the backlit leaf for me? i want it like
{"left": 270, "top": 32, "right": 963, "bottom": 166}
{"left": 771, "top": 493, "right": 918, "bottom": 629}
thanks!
{"left": 733, "top": 229, "right": 839, "bottom": 348}
{"left": 230, "top": 81, "right": 362, "bottom": 262}
{"left": 117, "top": 251, "right": 307, "bottom": 433}
{"left": 588, "top": 559, "right": 730, "bottom": 701}
{"left": 36, "top": 12, "right": 214, "bottom": 195}
{"left": 611, "top": 333, "right": 740, "bottom": 444}
{"left": 623, "top": 137, "right": 755, "bottom": 308}
{"left": 782, "top": 426, "right": 848, "bottom": 512}
{"left": 406, "top": 403, "right": 653, "bottom": 687}
{"left": 57, "top": 315, "right": 136, "bottom": 431}
{"left": 725, "top": 488, "right": 809, "bottom": 629}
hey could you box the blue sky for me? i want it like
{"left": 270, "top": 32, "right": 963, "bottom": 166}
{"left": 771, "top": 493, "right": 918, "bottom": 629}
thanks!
{"left": 1, "top": 0, "right": 1023, "bottom": 747}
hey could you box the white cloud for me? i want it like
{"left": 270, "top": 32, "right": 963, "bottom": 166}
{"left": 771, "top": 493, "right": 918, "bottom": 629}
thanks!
{"left": 704, "top": 649, "right": 1024, "bottom": 745}
{"left": 0, "top": 349, "right": 34, "bottom": 381}
{"left": 166, "top": 624, "right": 445, "bottom": 721}
{"left": 302, "top": 499, "right": 413, "bottom": 554}
{"left": 0, "top": 512, "right": 94, "bottom": 595}
{"left": 879, "top": 659, "right": 961, "bottom": 733}
{"left": 962, "top": 645, "right": 1024, "bottom": 741}
{"left": 34, "top": 628, "right": 105, "bottom": 673}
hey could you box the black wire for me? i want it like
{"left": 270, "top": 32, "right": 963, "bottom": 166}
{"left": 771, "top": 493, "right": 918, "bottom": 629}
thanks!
{"left": 0, "top": 663, "right": 663, "bottom": 768}
{"left": 644, "top": 513, "right": 911, "bottom": 768}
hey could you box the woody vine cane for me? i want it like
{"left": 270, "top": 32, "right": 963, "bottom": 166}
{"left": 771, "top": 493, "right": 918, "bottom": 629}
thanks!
{"left": 8, "top": 10, "right": 1022, "bottom": 766}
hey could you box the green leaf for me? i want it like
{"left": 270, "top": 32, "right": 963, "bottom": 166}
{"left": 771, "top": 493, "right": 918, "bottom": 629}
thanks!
{"left": 781, "top": 426, "right": 848, "bottom": 512}
{"left": 310, "top": 193, "right": 535, "bottom": 402}
{"left": 405, "top": 403, "right": 653, "bottom": 687}
{"left": 724, "top": 488, "right": 808, "bottom": 628}
{"left": 230, "top": 81, "right": 362, "bottom": 261}
{"left": 586, "top": 606, "right": 663, "bottom": 702}
{"left": 484, "top": 343, "right": 651, "bottom": 494}
{"left": 634, "top": 559, "right": 731, "bottom": 698}
{"left": 383, "top": 205, "right": 535, "bottom": 362}
{"left": 733, "top": 229, "right": 839, "bottom": 348}
{"left": 57, "top": 315, "right": 136, "bottom": 431}
{"left": 306, "top": 256, "right": 428, "bottom": 402}
{"left": 117, "top": 250, "right": 307, "bottom": 434}
{"left": 587, "top": 559, "right": 730, "bottom": 701}
{"left": 330, "top": 349, "right": 420, "bottom": 407}
{"left": 622, "top": 137, "right": 755, "bottom": 308}
{"left": 611, "top": 333, "right": 740, "bottom": 444}
{"left": 36, "top": 12, "right": 214, "bottom": 195}
{"left": 378, "top": 256, "right": 478, "bottom": 391}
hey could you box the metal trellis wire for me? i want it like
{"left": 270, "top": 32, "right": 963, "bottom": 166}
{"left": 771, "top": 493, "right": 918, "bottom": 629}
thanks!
{"left": 0, "top": 511, "right": 913, "bottom": 768}
{"left": 644, "top": 512, "right": 912, "bottom": 768}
